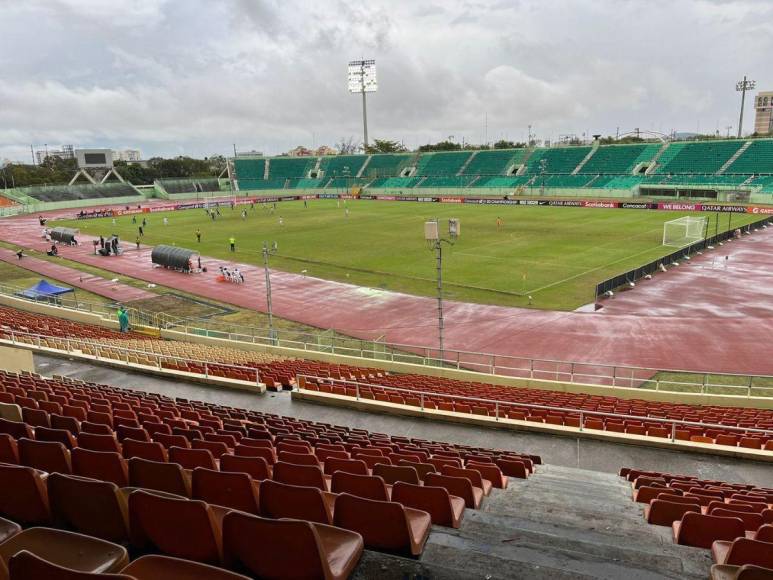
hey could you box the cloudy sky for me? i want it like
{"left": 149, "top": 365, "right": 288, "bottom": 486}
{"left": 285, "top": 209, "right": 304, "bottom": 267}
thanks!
{"left": 1, "top": 0, "right": 771, "bottom": 161}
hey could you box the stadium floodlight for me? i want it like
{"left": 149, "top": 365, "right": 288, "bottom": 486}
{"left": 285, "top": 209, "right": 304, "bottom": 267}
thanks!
{"left": 348, "top": 59, "right": 377, "bottom": 148}
{"left": 424, "top": 219, "right": 459, "bottom": 365}
{"left": 262, "top": 241, "right": 279, "bottom": 345}
{"left": 736, "top": 76, "right": 756, "bottom": 138}
{"left": 662, "top": 216, "right": 707, "bottom": 248}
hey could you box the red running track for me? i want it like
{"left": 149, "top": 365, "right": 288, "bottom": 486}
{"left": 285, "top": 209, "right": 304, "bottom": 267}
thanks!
{"left": 0, "top": 247, "right": 154, "bottom": 303}
{"left": 1, "top": 205, "right": 772, "bottom": 376}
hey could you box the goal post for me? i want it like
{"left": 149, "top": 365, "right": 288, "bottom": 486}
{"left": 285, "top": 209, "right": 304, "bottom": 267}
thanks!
{"left": 662, "top": 216, "right": 708, "bottom": 247}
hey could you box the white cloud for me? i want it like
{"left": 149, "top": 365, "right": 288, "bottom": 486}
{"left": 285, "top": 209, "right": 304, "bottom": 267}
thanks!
{"left": 0, "top": 0, "right": 771, "bottom": 160}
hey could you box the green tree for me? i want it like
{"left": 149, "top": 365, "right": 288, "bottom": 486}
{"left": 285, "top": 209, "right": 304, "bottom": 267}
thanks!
{"left": 417, "top": 140, "right": 461, "bottom": 152}
{"left": 363, "top": 139, "right": 407, "bottom": 154}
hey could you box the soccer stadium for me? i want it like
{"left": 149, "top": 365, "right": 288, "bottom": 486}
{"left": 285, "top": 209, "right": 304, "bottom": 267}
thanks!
{"left": 0, "top": 2, "right": 772, "bottom": 579}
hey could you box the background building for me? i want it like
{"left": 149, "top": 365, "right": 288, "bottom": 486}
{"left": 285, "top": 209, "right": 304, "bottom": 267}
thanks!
{"left": 754, "top": 91, "right": 773, "bottom": 135}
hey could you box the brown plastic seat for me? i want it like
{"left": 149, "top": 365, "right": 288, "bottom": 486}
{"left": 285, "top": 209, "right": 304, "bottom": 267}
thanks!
{"left": 191, "top": 439, "right": 229, "bottom": 459}
{"left": 673, "top": 512, "right": 746, "bottom": 549}
{"left": 122, "top": 554, "right": 251, "bottom": 580}
{"left": 495, "top": 458, "right": 529, "bottom": 479}
{"left": 219, "top": 454, "right": 271, "bottom": 481}
{"left": 168, "top": 447, "right": 217, "bottom": 471}
{"left": 154, "top": 433, "right": 189, "bottom": 449}
{"left": 47, "top": 473, "right": 130, "bottom": 543}
{"left": 424, "top": 473, "right": 483, "bottom": 509}
{"left": 128, "top": 490, "right": 223, "bottom": 565}
{"left": 122, "top": 439, "right": 168, "bottom": 463}
{"left": 223, "top": 511, "right": 363, "bottom": 580}
{"left": 391, "top": 481, "right": 465, "bottom": 528}
{"left": 0, "top": 464, "right": 50, "bottom": 525}
{"left": 645, "top": 499, "right": 701, "bottom": 526}
{"left": 0, "top": 529, "right": 128, "bottom": 577}
{"left": 272, "top": 461, "right": 330, "bottom": 491}
{"left": 34, "top": 426, "right": 77, "bottom": 450}
{"left": 192, "top": 468, "right": 259, "bottom": 514}
{"left": 115, "top": 425, "right": 149, "bottom": 443}
{"left": 0, "top": 434, "right": 18, "bottom": 464}
{"left": 323, "top": 457, "right": 369, "bottom": 477}
{"left": 50, "top": 415, "right": 81, "bottom": 434}
{"left": 0, "top": 418, "right": 32, "bottom": 440}
{"left": 81, "top": 422, "right": 114, "bottom": 436}
{"left": 441, "top": 465, "right": 493, "bottom": 496}
{"left": 0, "top": 517, "right": 20, "bottom": 544}
{"left": 753, "top": 525, "right": 773, "bottom": 543}
{"left": 466, "top": 462, "right": 508, "bottom": 489}
{"left": 711, "top": 508, "right": 765, "bottom": 532}
{"left": 18, "top": 438, "right": 71, "bottom": 474}
{"left": 353, "top": 454, "right": 390, "bottom": 470}
{"left": 278, "top": 450, "right": 321, "bottom": 467}
{"left": 330, "top": 471, "right": 390, "bottom": 501}
{"left": 258, "top": 479, "right": 334, "bottom": 525}
{"left": 372, "top": 463, "right": 420, "bottom": 486}
{"left": 333, "top": 493, "right": 431, "bottom": 556}
{"left": 77, "top": 433, "right": 121, "bottom": 454}
{"left": 710, "top": 564, "right": 773, "bottom": 580}
{"left": 396, "top": 460, "right": 436, "bottom": 482}
{"left": 128, "top": 457, "right": 191, "bottom": 497}
{"left": 634, "top": 485, "right": 671, "bottom": 504}
{"left": 711, "top": 537, "right": 773, "bottom": 568}
{"left": 71, "top": 448, "right": 128, "bottom": 487}
{"left": 8, "top": 550, "right": 134, "bottom": 579}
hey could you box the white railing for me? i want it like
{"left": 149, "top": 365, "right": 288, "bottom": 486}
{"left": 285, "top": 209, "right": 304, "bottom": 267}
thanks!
{"left": 0, "top": 328, "right": 261, "bottom": 386}
{"left": 297, "top": 375, "right": 773, "bottom": 445}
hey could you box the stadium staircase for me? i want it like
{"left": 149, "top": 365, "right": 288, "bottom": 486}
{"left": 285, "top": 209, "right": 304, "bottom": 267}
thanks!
{"left": 455, "top": 150, "right": 478, "bottom": 176}
{"left": 718, "top": 141, "right": 753, "bottom": 174}
{"left": 570, "top": 141, "right": 600, "bottom": 175}
{"left": 429, "top": 464, "right": 712, "bottom": 579}
{"left": 644, "top": 142, "right": 672, "bottom": 174}
{"left": 355, "top": 155, "right": 372, "bottom": 178}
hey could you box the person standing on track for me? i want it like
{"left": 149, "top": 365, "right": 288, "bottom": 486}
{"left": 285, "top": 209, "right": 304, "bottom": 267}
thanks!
{"left": 229, "top": 235, "right": 236, "bottom": 252}
{"left": 196, "top": 228, "right": 201, "bottom": 243}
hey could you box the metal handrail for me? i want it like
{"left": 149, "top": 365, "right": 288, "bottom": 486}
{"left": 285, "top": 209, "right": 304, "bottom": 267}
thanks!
{"left": 0, "top": 328, "right": 262, "bottom": 385}
{"left": 297, "top": 375, "right": 773, "bottom": 443}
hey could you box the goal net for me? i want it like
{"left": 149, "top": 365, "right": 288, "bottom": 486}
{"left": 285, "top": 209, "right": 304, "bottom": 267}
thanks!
{"left": 662, "top": 216, "right": 707, "bottom": 247}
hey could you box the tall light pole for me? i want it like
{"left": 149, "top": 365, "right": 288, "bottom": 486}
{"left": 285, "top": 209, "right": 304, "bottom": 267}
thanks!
{"left": 262, "top": 241, "right": 278, "bottom": 345}
{"left": 348, "top": 60, "right": 377, "bottom": 149}
{"left": 736, "top": 76, "right": 756, "bottom": 138}
{"left": 424, "top": 219, "right": 459, "bottom": 364}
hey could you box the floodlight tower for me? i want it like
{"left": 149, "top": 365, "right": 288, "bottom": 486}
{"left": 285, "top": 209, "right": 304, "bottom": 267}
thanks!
{"left": 262, "top": 241, "right": 279, "bottom": 345}
{"left": 736, "top": 76, "right": 756, "bottom": 138}
{"left": 424, "top": 219, "right": 460, "bottom": 364}
{"left": 348, "top": 60, "right": 377, "bottom": 148}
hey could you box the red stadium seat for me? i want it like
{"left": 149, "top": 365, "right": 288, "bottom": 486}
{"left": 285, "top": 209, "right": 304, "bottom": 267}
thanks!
{"left": 372, "top": 464, "right": 420, "bottom": 486}
{"left": 71, "top": 448, "right": 128, "bottom": 487}
{"left": 222, "top": 511, "right": 363, "bottom": 580}
{"left": 391, "top": 481, "right": 465, "bottom": 528}
{"left": 258, "top": 479, "right": 334, "bottom": 525}
{"left": 0, "top": 463, "right": 50, "bottom": 525}
{"left": 645, "top": 499, "right": 701, "bottom": 526}
{"left": 122, "top": 554, "right": 251, "bottom": 580}
{"left": 0, "top": 529, "right": 128, "bottom": 577}
{"left": 219, "top": 454, "right": 271, "bottom": 481}
{"left": 424, "top": 473, "right": 483, "bottom": 509}
{"left": 272, "top": 461, "right": 329, "bottom": 491}
{"left": 191, "top": 468, "right": 260, "bottom": 514}
{"left": 168, "top": 446, "right": 217, "bottom": 471}
{"left": 712, "top": 537, "right": 773, "bottom": 568}
{"left": 18, "top": 438, "right": 71, "bottom": 474}
{"left": 673, "top": 512, "right": 746, "bottom": 549}
{"left": 47, "top": 473, "right": 130, "bottom": 543}
{"left": 330, "top": 471, "right": 390, "bottom": 501}
{"left": 128, "top": 457, "right": 191, "bottom": 497}
{"left": 333, "top": 492, "right": 431, "bottom": 556}
{"left": 121, "top": 439, "right": 168, "bottom": 463}
{"left": 128, "top": 490, "right": 224, "bottom": 565}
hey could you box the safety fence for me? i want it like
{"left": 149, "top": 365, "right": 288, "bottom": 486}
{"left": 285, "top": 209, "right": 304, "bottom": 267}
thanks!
{"left": 0, "top": 328, "right": 262, "bottom": 385}
{"left": 296, "top": 375, "right": 773, "bottom": 446}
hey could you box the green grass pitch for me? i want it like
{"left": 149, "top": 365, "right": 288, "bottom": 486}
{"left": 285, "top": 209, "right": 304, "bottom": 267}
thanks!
{"left": 54, "top": 200, "right": 758, "bottom": 310}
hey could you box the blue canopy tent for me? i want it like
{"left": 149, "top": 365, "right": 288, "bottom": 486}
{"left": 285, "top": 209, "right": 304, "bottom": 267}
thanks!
{"left": 18, "top": 279, "right": 75, "bottom": 303}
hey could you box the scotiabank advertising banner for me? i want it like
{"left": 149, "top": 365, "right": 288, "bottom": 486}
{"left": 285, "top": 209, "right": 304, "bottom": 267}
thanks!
{"left": 582, "top": 200, "right": 618, "bottom": 208}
